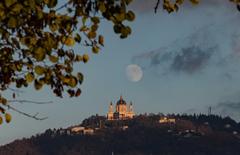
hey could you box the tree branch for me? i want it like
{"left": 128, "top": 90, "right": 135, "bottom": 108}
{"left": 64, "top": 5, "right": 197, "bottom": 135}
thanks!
{"left": 8, "top": 87, "right": 25, "bottom": 93}
{"left": 56, "top": 1, "right": 70, "bottom": 12}
{"left": 154, "top": 0, "right": 160, "bottom": 13}
{"left": 8, "top": 100, "right": 53, "bottom": 104}
{"left": 6, "top": 105, "right": 48, "bottom": 120}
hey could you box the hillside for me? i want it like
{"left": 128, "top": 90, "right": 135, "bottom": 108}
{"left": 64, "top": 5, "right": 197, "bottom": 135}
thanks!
{"left": 1, "top": 114, "right": 240, "bottom": 155}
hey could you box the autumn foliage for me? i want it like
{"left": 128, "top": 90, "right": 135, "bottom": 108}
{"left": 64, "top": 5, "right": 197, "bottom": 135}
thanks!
{"left": 0, "top": 0, "right": 135, "bottom": 123}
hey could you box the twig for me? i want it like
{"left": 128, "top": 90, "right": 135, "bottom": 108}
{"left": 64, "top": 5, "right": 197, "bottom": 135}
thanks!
{"left": 8, "top": 100, "right": 53, "bottom": 104}
{"left": 56, "top": 1, "right": 70, "bottom": 12}
{"left": 154, "top": 0, "right": 161, "bottom": 13}
{"left": 6, "top": 105, "right": 48, "bottom": 120}
{"left": 8, "top": 87, "right": 24, "bottom": 93}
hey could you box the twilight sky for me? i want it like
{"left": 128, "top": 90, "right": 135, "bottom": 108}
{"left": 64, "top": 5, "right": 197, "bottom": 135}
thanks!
{"left": 1, "top": 0, "right": 240, "bottom": 145}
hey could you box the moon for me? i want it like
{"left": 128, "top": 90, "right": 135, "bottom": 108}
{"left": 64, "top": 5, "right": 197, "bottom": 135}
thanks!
{"left": 126, "top": 64, "right": 143, "bottom": 82}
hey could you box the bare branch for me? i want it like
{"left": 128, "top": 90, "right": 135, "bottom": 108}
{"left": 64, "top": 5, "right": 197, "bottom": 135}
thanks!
{"left": 8, "top": 87, "right": 24, "bottom": 93}
{"left": 155, "top": 0, "right": 161, "bottom": 13}
{"left": 8, "top": 100, "right": 53, "bottom": 104}
{"left": 6, "top": 105, "right": 48, "bottom": 120}
{"left": 56, "top": 1, "right": 70, "bottom": 12}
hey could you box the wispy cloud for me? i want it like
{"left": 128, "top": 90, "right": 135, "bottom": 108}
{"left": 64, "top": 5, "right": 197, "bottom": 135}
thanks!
{"left": 132, "top": 16, "right": 240, "bottom": 77}
{"left": 170, "top": 46, "right": 217, "bottom": 74}
{"left": 215, "top": 101, "right": 240, "bottom": 110}
{"left": 132, "top": 25, "right": 219, "bottom": 75}
{"left": 210, "top": 101, "right": 240, "bottom": 120}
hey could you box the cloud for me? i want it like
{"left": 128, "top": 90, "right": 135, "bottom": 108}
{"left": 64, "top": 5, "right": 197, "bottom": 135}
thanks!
{"left": 182, "top": 100, "right": 240, "bottom": 121}
{"left": 132, "top": 25, "right": 219, "bottom": 75}
{"left": 231, "top": 33, "right": 240, "bottom": 56}
{"left": 170, "top": 46, "right": 216, "bottom": 74}
{"left": 132, "top": 15, "right": 240, "bottom": 77}
{"left": 182, "top": 101, "right": 240, "bottom": 120}
{"left": 211, "top": 101, "right": 240, "bottom": 120}
{"left": 215, "top": 101, "right": 240, "bottom": 110}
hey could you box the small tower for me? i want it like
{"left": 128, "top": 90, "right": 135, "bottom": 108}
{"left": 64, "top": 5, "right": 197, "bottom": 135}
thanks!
{"left": 109, "top": 102, "right": 114, "bottom": 113}
{"left": 208, "top": 106, "right": 212, "bottom": 116}
{"left": 107, "top": 102, "right": 114, "bottom": 120}
{"left": 127, "top": 101, "right": 135, "bottom": 118}
{"left": 129, "top": 101, "right": 133, "bottom": 112}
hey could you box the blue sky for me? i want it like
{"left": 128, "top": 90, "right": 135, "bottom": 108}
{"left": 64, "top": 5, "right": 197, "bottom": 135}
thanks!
{"left": 1, "top": 0, "right": 240, "bottom": 145}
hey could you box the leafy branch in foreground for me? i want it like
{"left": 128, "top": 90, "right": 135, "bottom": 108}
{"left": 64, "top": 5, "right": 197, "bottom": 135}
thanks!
{"left": 155, "top": 0, "right": 240, "bottom": 13}
{"left": 0, "top": 0, "right": 135, "bottom": 123}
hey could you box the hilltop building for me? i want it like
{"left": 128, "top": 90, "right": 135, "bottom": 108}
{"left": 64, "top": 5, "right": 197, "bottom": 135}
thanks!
{"left": 107, "top": 96, "right": 135, "bottom": 120}
{"left": 159, "top": 117, "right": 176, "bottom": 124}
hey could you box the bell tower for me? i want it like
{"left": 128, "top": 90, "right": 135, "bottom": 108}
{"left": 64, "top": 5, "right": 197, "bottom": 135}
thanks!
{"left": 129, "top": 102, "right": 133, "bottom": 112}
{"left": 107, "top": 102, "right": 114, "bottom": 120}
{"left": 109, "top": 102, "right": 113, "bottom": 113}
{"left": 127, "top": 101, "right": 135, "bottom": 118}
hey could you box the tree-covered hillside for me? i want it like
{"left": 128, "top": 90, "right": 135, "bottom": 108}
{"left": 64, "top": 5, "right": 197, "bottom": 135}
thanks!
{"left": 1, "top": 114, "right": 240, "bottom": 155}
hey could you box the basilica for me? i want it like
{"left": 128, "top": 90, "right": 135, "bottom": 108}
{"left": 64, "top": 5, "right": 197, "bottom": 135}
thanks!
{"left": 107, "top": 96, "right": 135, "bottom": 120}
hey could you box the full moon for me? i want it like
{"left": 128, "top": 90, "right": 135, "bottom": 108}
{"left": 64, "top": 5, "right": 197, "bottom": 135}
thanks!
{"left": 126, "top": 64, "right": 143, "bottom": 82}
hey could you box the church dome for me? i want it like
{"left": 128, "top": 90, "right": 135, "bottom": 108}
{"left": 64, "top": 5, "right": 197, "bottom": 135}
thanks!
{"left": 116, "top": 96, "right": 127, "bottom": 105}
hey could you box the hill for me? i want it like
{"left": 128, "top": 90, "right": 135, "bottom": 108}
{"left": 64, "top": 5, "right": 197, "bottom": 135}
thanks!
{"left": 1, "top": 114, "right": 240, "bottom": 155}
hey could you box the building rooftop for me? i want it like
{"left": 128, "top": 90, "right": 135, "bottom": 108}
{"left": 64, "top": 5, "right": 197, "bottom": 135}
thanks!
{"left": 116, "top": 96, "right": 127, "bottom": 105}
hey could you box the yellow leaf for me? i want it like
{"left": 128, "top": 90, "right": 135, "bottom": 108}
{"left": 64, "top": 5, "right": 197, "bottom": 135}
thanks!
{"left": 99, "top": 2, "right": 106, "bottom": 12}
{"left": 126, "top": 11, "right": 135, "bottom": 21}
{"left": 64, "top": 37, "right": 75, "bottom": 46}
{"left": 92, "top": 46, "right": 99, "bottom": 54}
{"left": 0, "top": 97, "right": 7, "bottom": 105}
{"left": 82, "top": 54, "right": 89, "bottom": 63}
{"left": 34, "top": 80, "right": 43, "bottom": 90}
{"left": 120, "top": 27, "right": 130, "bottom": 38}
{"left": 75, "top": 55, "right": 82, "bottom": 62}
{"left": 0, "top": 116, "right": 2, "bottom": 125}
{"left": 88, "top": 31, "right": 97, "bottom": 39}
{"left": 77, "top": 72, "right": 84, "bottom": 84}
{"left": 80, "top": 25, "right": 88, "bottom": 32}
{"left": 176, "top": 0, "right": 184, "bottom": 5}
{"left": 91, "top": 24, "right": 98, "bottom": 32}
{"left": 115, "top": 13, "right": 125, "bottom": 21}
{"left": 7, "top": 17, "right": 17, "bottom": 28}
{"left": 25, "top": 72, "right": 34, "bottom": 83}
{"left": 34, "top": 47, "right": 46, "bottom": 61}
{"left": 68, "top": 76, "right": 77, "bottom": 88}
{"left": 49, "top": 55, "right": 58, "bottom": 63}
{"left": 5, "top": 113, "right": 11, "bottom": 123}
{"left": 11, "top": 3, "right": 23, "bottom": 13}
{"left": 43, "top": 0, "right": 49, "bottom": 4}
{"left": 49, "top": 23, "right": 59, "bottom": 32}
{"left": 91, "top": 17, "right": 100, "bottom": 24}
{"left": 75, "top": 88, "right": 81, "bottom": 97}
{"left": 190, "top": 0, "right": 199, "bottom": 5}
{"left": 0, "top": 9, "right": 5, "bottom": 20}
{"left": 35, "top": 66, "right": 45, "bottom": 75}
{"left": 63, "top": 77, "right": 70, "bottom": 84}
{"left": 98, "top": 35, "right": 104, "bottom": 46}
